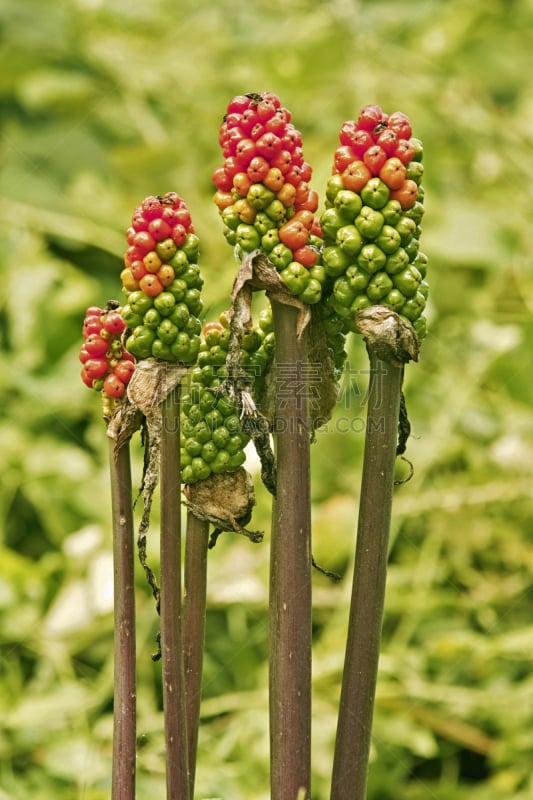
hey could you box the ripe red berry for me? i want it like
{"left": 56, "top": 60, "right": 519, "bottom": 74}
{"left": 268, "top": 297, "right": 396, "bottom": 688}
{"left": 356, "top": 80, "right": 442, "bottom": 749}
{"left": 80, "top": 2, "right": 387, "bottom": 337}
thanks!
{"left": 363, "top": 144, "right": 387, "bottom": 175}
{"left": 84, "top": 358, "right": 109, "bottom": 380}
{"left": 141, "top": 195, "right": 163, "bottom": 220}
{"left": 83, "top": 314, "right": 103, "bottom": 337}
{"left": 80, "top": 366, "right": 95, "bottom": 388}
{"left": 85, "top": 334, "right": 110, "bottom": 357}
{"left": 102, "top": 312, "right": 126, "bottom": 335}
{"left": 104, "top": 373, "right": 126, "bottom": 398}
{"left": 350, "top": 129, "right": 374, "bottom": 159}
{"left": 393, "top": 139, "right": 415, "bottom": 165}
{"left": 132, "top": 231, "right": 156, "bottom": 254}
{"left": 240, "top": 109, "right": 259, "bottom": 134}
{"left": 131, "top": 210, "right": 149, "bottom": 231}
{"left": 387, "top": 111, "right": 412, "bottom": 140}
{"left": 227, "top": 95, "right": 252, "bottom": 115}
{"left": 334, "top": 146, "right": 357, "bottom": 173}
{"left": 148, "top": 218, "right": 172, "bottom": 241}
{"left": 113, "top": 360, "right": 135, "bottom": 384}
{"left": 357, "top": 104, "right": 384, "bottom": 131}
{"left": 376, "top": 128, "right": 398, "bottom": 156}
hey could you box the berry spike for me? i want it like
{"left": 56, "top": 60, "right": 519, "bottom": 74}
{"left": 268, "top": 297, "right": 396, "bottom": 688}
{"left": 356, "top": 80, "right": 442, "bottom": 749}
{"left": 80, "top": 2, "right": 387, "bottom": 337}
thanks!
{"left": 322, "top": 105, "right": 428, "bottom": 341}
{"left": 79, "top": 302, "right": 136, "bottom": 418}
{"left": 120, "top": 192, "right": 203, "bottom": 365}
{"left": 213, "top": 92, "right": 325, "bottom": 306}
{"left": 180, "top": 312, "right": 271, "bottom": 485}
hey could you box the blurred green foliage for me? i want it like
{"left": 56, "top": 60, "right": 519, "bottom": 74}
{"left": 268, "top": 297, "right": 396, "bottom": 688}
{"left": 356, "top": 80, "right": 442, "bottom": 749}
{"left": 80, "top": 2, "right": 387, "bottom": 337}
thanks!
{"left": 1, "top": 0, "right": 533, "bottom": 797}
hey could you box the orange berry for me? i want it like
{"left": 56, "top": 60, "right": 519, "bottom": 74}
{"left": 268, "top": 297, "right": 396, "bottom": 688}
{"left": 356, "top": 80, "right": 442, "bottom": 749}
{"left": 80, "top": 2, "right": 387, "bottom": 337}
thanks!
{"left": 139, "top": 274, "right": 164, "bottom": 296}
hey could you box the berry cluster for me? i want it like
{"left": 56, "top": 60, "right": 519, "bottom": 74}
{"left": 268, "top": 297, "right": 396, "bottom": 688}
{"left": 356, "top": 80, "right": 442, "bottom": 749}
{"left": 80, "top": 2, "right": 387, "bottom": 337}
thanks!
{"left": 315, "top": 301, "right": 349, "bottom": 376}
{"left": 181, "top": 312, "right": 273, "bottom": 484}
{"left": 120, "top": 192, "right": 203, "bottom": 364}
{"left": 212, "top": 92, "right": 325, "bottom": 305}
{"left": 321, "top": 105, "right": 428, "bottom": 340}
{"left": 79, "top": 304, "right": 136, "bottom": 415}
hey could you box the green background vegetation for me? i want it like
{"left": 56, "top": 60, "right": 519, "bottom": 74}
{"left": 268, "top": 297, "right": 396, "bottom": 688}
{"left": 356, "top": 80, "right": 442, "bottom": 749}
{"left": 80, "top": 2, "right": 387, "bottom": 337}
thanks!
{"left": 1, "top": 0, "right": 533, "bottom": 797}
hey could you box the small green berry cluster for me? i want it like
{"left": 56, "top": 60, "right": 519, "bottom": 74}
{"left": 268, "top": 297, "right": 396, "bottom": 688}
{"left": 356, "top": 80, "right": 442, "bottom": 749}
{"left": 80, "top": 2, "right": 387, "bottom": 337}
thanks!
{"left": 180, "top": 313, "right": 272, "bottom": 484}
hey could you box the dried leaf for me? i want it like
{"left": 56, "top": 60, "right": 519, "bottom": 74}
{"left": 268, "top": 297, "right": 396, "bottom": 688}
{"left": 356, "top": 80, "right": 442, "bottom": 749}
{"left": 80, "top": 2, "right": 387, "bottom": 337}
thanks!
{"left": 127, "top": 357, "right": 187, "bottom": 415}
{"left": 183, "top": 468, "right": 263, "bottom": 543}
{"left": 355, "top": 305, "right": 420, "bottom": 366}
{"left": 106, "top": 397, "right": 143, "bottom": 453}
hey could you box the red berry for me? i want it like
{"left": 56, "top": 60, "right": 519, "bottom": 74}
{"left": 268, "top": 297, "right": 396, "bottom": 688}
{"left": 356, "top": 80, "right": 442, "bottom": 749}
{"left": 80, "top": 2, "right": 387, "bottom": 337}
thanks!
{"left": 387, "top": 111, "right": 412, "bottom": 140}
{"left": 141, "top": 196, "right": 163, "bottom": 220}
{"left": 235, "top": 138, "right": 257, "bottom": 167}
{"left": 104, "top": 373, "right": 125, "bottom": 398}
{"left": 256, "top": 98, "right": 277, "bottom": 123}
{"left": 113, "top": 360, "right": 135, "bottom": 384}
{"left": 102, "top": 312, "right": 126, "bottom": 335}
{"left": 249, "top": 122, "right": 265, "bottom": 141}
{"left": 269, "top": 149, "right": 292, "bottom": 175}
{"left": 227, "top": 95, "right": 252, "bottom": 115}
{"left": 393, "top": 139, "right": 415, "bottom": 165}
{"left": 357, "top": 104, "right": 384, "bottom": 131}
{"left": 79, "top": 346, "right": 91, "bottom": 364}
{"left": 85, "top": 334, "right": 110, "bottom": 357}
{"left": 225, "top": 126, "right": 247, "bottom": 156}
{"left": 291, "top": 146, "right": 304, "bottom": 167}
{"left": 131, "top": 210, "right": 149, "bottom": 231}
{"left": 85, "top": 306, "right": 103, "bottom": 318}
{"left": 292, "top": 246, "right": 318, "bottom": 267}
{"left": 334, "top": 145, "right": 357, "bottom": 173}
{"left": 159, "top": 207, "right": 178, "bottom": 227}
{"left": 339, "top": 120, "right": 359, "bottom": 147}
{"left": 376, "top": 128, "right": 398, "bottom": 156}
{"left": 246, "top": 156, "right": 270, "bottom": 183}
{"left": 173, "top": 207, "right": 192, "bottom": 230}
{"left": 212, "top": 165, "right": 233, "bottom": 192}
{"left": 255, "top": 132, "right": 283, "bottom": 160}
{"left": 299, "top": 162, "right": 312, "bottom": 183}
{"left": 223, "top": 156, "right": 240, "bottom": 180}
{"left": 363, "top": 144, "right": 387, "bottom": 175}
{"left": 132, "top": 230, "right": 156, "bottom": 254}
{"left": 260, "top": 91, "right": 281, "bottom": 109}
{"left": 125, "top": 246, "right": 144, "bottom": 266}
{"left": 264, "top": 109, "right": 288, "bottom": 135}
{"left": 148, "top": 218, "right": 172, "bottom": 241}
{"left": 281, "top": 124, "right": 302, "bottom": 151}
{"left": 240, "top": 108, "right": 259, "bottom": 133}
{"left": 83, "top": 315, "right": 103, "bottom": 337}
{"left": 350, "top": 129, "right": 374, "bottom": 159}
{"left": 130, "top": 260, "right": 146, "bottom": 280}
{"left": 284, "top": 165, "right": 306, "bottom": 187}
{"left": 162, "top": 191, "right": 186, "bottom": 209}
{"left": 84, "top": 358, "right": 109, "bottom": 380}
{"left": 81, "top": 366, "right": 95, "bottom": 388}
{"left": 172, "top": 224, "right": 187, "bottom": 247}
{"left": 224, "top": 112, "right": 242, "bottom": 130}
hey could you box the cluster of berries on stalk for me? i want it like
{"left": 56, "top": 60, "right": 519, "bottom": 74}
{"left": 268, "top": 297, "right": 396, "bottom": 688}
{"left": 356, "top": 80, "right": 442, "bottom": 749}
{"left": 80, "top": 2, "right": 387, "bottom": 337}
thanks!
{"left": 79, "top": 304, "right": 135, "bottom": 415}
{"left": 180, "top": 311, "right": 273, "bottom": 484}
{"left": 120, "top": 192, "right": 203, "bottom": 364}
{"left": 212, "top": 92, "right": 326, "bottom": 305}
{"left": 321, "top": 104, "right": 428, "bottom": 340}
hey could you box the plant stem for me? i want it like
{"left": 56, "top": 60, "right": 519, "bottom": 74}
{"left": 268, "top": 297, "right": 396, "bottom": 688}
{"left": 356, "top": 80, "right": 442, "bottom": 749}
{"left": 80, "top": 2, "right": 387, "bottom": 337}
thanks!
{"left": 330, "top": 351, "right": 403, "bottom": 800}
{"left": 183, "top": 510, "right": 210, "bottom": 798}
{"left": 160, "top": 384, "right": 190, "bottom": 800}
{"left": 269, "top": 300, "right": 312, "bottom": 800}
{"left": 109, "top": 437, "right": 136, "bottom": 800}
